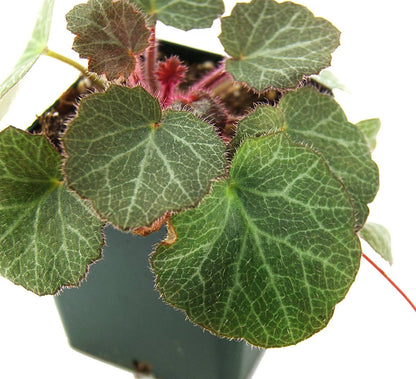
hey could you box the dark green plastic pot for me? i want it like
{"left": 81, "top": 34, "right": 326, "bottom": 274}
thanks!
{"left": 54, "top": 226, "right": 264, "bottom": 379}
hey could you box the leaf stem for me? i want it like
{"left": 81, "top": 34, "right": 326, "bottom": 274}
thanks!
{"left": 191, "top": 61, "right": 231, "bottom": 93}
{"left": 143, "top": 26, "right": 159, "bottom": 96}
{"left": 42, "top": 47, "right": 107, "bottom": 90}
{"left": 362, "top": 252, "right": 416, "bottom": 312}
{"left": 127, "top": 55, "right": 146, "bottom": 88}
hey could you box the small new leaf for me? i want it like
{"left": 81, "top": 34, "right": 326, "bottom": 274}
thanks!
{"left": 63, "top": 85, "right": 226, "bottom": 231}
{"left": 0, "top": 0, "right": 54, "bottom": 100}
{"left": 360, "top": 223, "right": 392, "bottom": 265}
{"left": 152, "top": 133, "right": 361, "bottom": 348}
{"left": 0, "top": 127, "right": 104, "bottom": 295}
{"left": 219, "top": 0, "right": 340, "bottom": 91}
{"left": 311, "top": 69, "right": 348, "bottom": 92}
{"left": 66, "top": 0, "right": 150, "bottom": 80}
{"left": 130, "top": 0, "right": 224, "bottom": 31}
{"left": 356, "top": 118, "right": 381, "bottom": 152}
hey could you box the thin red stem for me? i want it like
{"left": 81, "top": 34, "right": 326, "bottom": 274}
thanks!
{"left": 127, "top": 55, "right": 145, "bottom": 88}
{"left": 144, "top": 26, "right": 159, "bottom": 96}
{"left": 191, "top": 61, "right": 231, "bottom": 93}
{"left": 362, "top": 252, "right": 416, "bottom": 312}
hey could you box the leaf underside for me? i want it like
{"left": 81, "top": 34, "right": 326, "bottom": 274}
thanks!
{"left": 130, "top": 0, "right": 224, "bottom": 30}
{"left": 311, "top": 69, "right": 348, "bottom": 92}
{"left": 0, "top": 127, "right": 104, "bottom": 295}
{"left": 66, "top": 0, "right": 150, "bottom": 80}
{"left": 63, "top": 85, "right": 226, "bottom": 231}
{"left": 0, "top": 0, "right": 54, "bottom": 100}
{"left": 360, "top": 223, "right": 392, "bottom": 265}
{"left": 219, "top": 0, "right": 340, "bottom": 91}
{"left": 356, "top": 118, "right": 381, "bottom": 152}
{"left": 152, "top": 133, "right": 361, "bottom": 348}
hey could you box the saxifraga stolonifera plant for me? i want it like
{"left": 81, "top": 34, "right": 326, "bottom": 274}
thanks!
{"left": 0, "top": 0, "right": 414, "bottom": 349}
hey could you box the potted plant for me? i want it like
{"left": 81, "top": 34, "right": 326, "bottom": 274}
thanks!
{"left": 0, "top": 0, "right": 414, "bottom": 378}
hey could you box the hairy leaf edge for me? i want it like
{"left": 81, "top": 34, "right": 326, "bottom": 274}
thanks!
{"left": 0, "top": 127, "right": 107, "bottom": 295}
{"left": 61, "top": 85, "right": 228, "bottom": 232}
{"left": 150, "top": 132, "right": 362, "bottom": 348}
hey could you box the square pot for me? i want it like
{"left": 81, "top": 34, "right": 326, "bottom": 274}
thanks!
{"left": 55, "top": 226, "right": 264, "bottom": 379}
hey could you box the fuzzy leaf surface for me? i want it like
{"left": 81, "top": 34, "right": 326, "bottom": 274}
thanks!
{"left": 152, "top": 133, "right": 361, "bottom": 348}
{"left": 66, "top": 0, "right": 150, "bottom": 80}
{"left": 360, "top": 223, "right": 392, "bottom": 265}
{"left": 219, "top": 0, "right": 340, "bottom": 91}
{"left": 64, "top": 85, "right": 226, "bottom": 231}
{"left": 279, "top": 87, "right": 379, "bottom": 229}
{"left": 0, "top": 127, "right": 104, "bottom": 295}
{"left": 0, "top": 0, "right": 54, "bottom": 99}
{"left": 131, "top": 0, "right": 224, "bottom": 30}
{"left": 229, "top": 104, "right": 284, "bottom": 152}
{"left": 356, "top": 118, "right": 381, "bottom": 152}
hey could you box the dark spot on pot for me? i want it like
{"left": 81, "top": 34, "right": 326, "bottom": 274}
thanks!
{"left": 133, "top": 359, "right": 153, "bottom": 375}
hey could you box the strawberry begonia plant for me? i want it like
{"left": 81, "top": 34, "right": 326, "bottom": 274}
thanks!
{"left": 0, "top": 0, "right": 407, "bottom": 349}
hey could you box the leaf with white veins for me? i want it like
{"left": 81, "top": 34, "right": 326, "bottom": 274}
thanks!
{"left": 279, "top": 87, "right": 379, "bottom": 229}
{"left": 131, "top": 0, "right": 224, "bottom": 30}
{"left": 152, "top": 133, "right": 361, "bottom": 348}
{"left": 229, "top": 104, "right": 284, "bottom": 152}
{"left": 63, "top": 85, "right": 226, "bottom": 231}
{"left": 219, "top": 0, "right": 340, "bottom": 91}
{"left": 0, "top": 127, "right": 104, "bottom": 295}
{"left": 66, "top": 0, "right": 150, "bottom": 80}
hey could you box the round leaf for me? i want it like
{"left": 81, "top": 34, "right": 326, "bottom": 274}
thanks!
{"left": 279, "top": 87, "right": 379, "bottom": 229}
{"left": 66, "top": 0, "right": 150, "bottom": 80}
{"left": 63, "top": 85, "right": 226, "bottom": 231}
{"left": 219, "top": 0, "right": 340, "bottom": 91}
{"left": 0, "top": 127, "right": 104, "bottom": 295}
{"left": 152, "top": 133, "right": 361, "bottom": 347}
{"left": 131, "top": 0, "right": 224, "bottom": 31}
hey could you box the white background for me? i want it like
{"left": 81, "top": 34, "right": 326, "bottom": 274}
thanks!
{"left": 0, "top": 1, "right": 415, "bottom": 378}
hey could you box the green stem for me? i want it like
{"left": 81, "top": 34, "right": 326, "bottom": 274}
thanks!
{"left": 43, "top": 47, "right": 107, "bottom": 90}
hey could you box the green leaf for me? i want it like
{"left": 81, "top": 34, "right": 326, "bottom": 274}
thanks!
{"left": 219, "top": 0, "right": 340, "bottom": 91}
{"left": 356, "top": 118, "right": 381, "bottom": 152}
{"left": 0, "top": 83, "right": 20, "bottom": 121}
{"left": 0, "top": 127, "right": 104, "bottom": 295}
{"left": 279, "top": 87, "right": 379, "bottom": 229}
{"left": 63, "top": 85, "right": 226, "bottom": 231}
{"left": 360, "top": 223, "right": 392, "bottom": 265}
{"left": 0, "top": 0, "right": 54, "bottom": 100}
{"left": 229, "top": 104, "right": 284, "bottom": 152}
{"left": 152, "top": 133, "right": 361, "bottom": 348}
{"left": 66, "top": 0, "right": 150, "bottom": 80}
{"left": 311, "top": 69, "right": 348, "bottom": 92}
{"left": 131, "top": 0, "right": 224, "bottom": 30}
